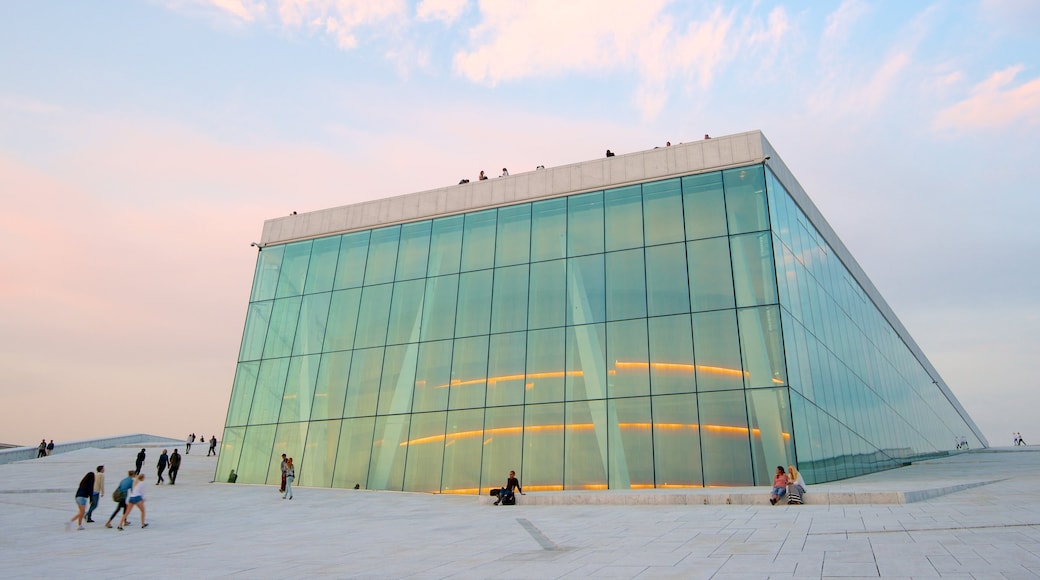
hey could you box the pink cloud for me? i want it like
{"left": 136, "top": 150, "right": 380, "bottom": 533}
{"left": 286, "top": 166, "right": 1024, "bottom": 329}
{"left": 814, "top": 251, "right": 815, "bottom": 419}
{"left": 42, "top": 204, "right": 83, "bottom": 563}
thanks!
{"left": 934, "top": 65, "right": 1040, "bottom": 131}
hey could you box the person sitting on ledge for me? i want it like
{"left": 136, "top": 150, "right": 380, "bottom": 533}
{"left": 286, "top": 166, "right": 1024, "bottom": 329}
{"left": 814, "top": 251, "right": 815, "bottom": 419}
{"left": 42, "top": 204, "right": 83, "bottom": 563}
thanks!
{"left": 605, "top": 149, "right": 615, "bottom": 157}
{"left": 769, "top": 466, "right": 789, "bottom": 505}
{"left": 493, "top": 470, "right": 525, "bottom": 505}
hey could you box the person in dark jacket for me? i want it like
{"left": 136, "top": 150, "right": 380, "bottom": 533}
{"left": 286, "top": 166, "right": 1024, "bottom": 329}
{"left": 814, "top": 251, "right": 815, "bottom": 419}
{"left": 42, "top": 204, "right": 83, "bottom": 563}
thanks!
{"left": 493, "top": 470, "right": 525, "bottom": 505}
{"left": 134, "top": 449, "right": 146, "bottom": 475}
{"left": 208, "top": 435, "right": 218, "bottom": 456}
{"left": 67, "top": 471, "right": 95, "bottom": 530}
{"left": 156, "top": 449, "right": 169, "bottom": 484}
{"left": 168, "top": 449, "right": 181, "bottom": 485}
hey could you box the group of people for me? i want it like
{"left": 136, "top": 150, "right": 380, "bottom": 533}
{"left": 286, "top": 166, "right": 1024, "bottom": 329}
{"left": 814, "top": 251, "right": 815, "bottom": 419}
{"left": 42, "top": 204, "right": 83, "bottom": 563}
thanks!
{"left": 185, "top": 433, "right": 218, "bottom": 456}
{"left": 153, "top": 448, "right": 182, "bottom": 485}
{"left": 279, "top": 454, "right": 295, "bottom": 499}
{"left": 769, "top": 465, "right": 807, "bottom": 505}
{"left": 69, "top": 464, "right": 149, "bottom": 531}
{"left": 36, "top": 439, "right": 55, "bottom": 458}
{"left": 1014, "top": 432, "right": 1028, "bottom": 446}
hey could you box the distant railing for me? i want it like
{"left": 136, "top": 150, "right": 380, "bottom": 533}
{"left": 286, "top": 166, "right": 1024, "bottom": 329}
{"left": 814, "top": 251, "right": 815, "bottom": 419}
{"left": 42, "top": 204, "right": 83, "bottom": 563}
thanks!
{"left": 0, "top": 434, "right": 184, "bottom": 465}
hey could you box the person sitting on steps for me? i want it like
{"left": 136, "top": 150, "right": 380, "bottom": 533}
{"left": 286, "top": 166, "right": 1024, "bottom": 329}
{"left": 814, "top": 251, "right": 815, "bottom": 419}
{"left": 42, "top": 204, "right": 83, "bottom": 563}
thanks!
{"left": 493, "top": 470, "right": 524, "bottom": 505}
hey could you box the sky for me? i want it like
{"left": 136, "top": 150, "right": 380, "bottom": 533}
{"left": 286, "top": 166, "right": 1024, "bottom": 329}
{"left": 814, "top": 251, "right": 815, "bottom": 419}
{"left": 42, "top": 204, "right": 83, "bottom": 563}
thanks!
{"left": 1, "top": 0, "right": 1038, "bottom": 448}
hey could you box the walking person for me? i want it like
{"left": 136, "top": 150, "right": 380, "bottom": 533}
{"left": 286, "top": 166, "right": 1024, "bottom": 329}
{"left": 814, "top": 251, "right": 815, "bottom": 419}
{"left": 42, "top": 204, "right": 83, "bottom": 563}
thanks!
{"left": 119, "top": 473, "right": 149, "bottom": 530}
{"left": 86, "top": 465, "right": 105, "bottom": 522}
{"left": 105, "top": 470, "right": 135, "bottom": 528}
{"left": 67, "top": 471, "right": 95, "bottom": 531}
{"left": 208, "top": 435, "right": 218, "bottom": 456}
{"left": 168, "top": 449, "right": 181, "bottom": 485}
{"left": 492, "top": 470, "right": 525, "bottom": 505}
{"left": 156, "top": 449, "right": 169, "bottom": 484}
{"left": 134, "top": 448, "right": 146, "bottom": 475}
{"left": 283, "top": 458, "right": 294, "bottom": 499}
{"left": 37, "top": 439, "right": 47, "bottom": 458}
{"left": 186, "top": 434, "right": 193, "bottom": 455}
{"left": 279, "top": 454, "right": 288, "bottom": 493}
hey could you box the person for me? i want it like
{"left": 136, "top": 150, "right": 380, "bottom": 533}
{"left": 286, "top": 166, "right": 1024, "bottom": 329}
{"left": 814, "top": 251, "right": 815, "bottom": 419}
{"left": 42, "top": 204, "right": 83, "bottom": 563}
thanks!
{"left": 67, "top": 471, "right": 95, "bottom": 531}
{"left": 105, "top": 470, "right": 135, "bottom": 528}
{"left": 458, "top": 178, "right": 470, "bottom": 184}
{"left": 186, "top": 434, "right": 193, "bottom": 454}
{"left": 37, "top": 439, "right": 47, "bottom": 458}
{"left": 168, "top": 449, "right": 181, "bottom": 485}
{"left": 279, "top": 454, "right": 288, "bottom": 493}
{"left": 493, "top": 470, "right": 524, "bottom": 506}
{"left": 283, "top": 458, "right": 295, "bottom": 499}
{"left": 769, "top": 466, "right": 789, "bottom": 505}
{"left": 605, "top": 149, "right": 615, "bottom": 157}
{"left": 208, "top": 435, "right": 218, "bottom": 456}
{"left": 536, "top": 165, "right": 545, "bottom": 169}
{"left": 228, "top": 469, "right": 238, "bottom": 483}
{"left": 47, "top": 439, "right": 55, "bottom": 456}
{"left": 478, "top": 170, "right": 487, "bottom": 181}
{"left": 500, "top": 168, "right": 509, "bottom": 177}
{"left": 353, "top": 483, "right": 360, "bottom": 490}
{"left": 156, "top": 449, "right": 169, "bottom": 484}
{"left": 119, "top": 473, "right": 148, "bottom": 530}
{"left": 704, "top": 134, "right": 711, "bottom": 139}
{"left": 135, "top": 448, "right": 146, "bottom": 475}
{"left": 786, "top": 465, "right": 806, "bottom": 503}
{"left": 666, "top": 141, "right": 671, "bottom": 147}
{"left": 86, "top": 465, "right": 105, "bottom": 522}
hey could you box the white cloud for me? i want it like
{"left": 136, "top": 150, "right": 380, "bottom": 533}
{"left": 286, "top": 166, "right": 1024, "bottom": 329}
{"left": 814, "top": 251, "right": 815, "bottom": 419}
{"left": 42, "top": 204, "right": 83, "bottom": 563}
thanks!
{"left": 934, "top": 65, "right": 1040, "bottom": 130}
{"left": 822, "top": 0, "right": 871, "bottom": 49}
{"left": 416, "top": 0, "right": 468, "bottom": 24}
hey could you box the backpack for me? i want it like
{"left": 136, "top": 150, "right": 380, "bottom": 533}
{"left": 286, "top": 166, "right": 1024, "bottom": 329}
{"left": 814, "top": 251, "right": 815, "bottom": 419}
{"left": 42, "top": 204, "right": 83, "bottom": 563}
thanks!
{"left": 113, "top": 489, "right": 126, "bottom": 503}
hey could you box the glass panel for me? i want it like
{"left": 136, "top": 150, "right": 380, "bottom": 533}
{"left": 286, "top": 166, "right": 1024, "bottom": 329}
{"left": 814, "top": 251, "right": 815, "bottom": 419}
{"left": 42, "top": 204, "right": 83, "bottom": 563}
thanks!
{"left": 235, "top": 424, "right": 276, "bottom": 484}
{"left": 331, "top": 416, "right": 374, "bottom": 489}
{"left": 251, "top": 244, "right": 284, "bottom": 302}
{"left": 530, "top": 198, "right": 567, "bottom": 262}
{"left": 395, "top": 221, "right": 431, "bottom": 281}
{"left": 496, "top": 204, "right": 531, "bottom": 267}
{"left": 692, "top": 310, "right": 744, "bottom": 391}
{"left": 460, "top": 209, "right": 497, "bottom": 272}
{"left": 297, "top": 419, "right": 340, "bottom": 488}
{"left": 304, "top": 236, "right": 340, "bottom": 295}
{"left": 739, "top": 306, "right": 787, "bottom": 388}
{"left": 323, "top": 289, "right": 361, "bottom": 352}
{"left": 724, "top": 165, "right": 769, "bottom": 235}
{"left": 275, "top": 241, "right": 311, "bottom": 298}
{"left": 645, "top": 243, "right": 690, "bottom": 316}
{"left": 525, "top": 328, "right": 565, "bottom": 404}
{"left": 248, "top": 358, "right": 290, "bottom": 425}
{"left": 687, "top": 237, "right": 735, "bottom": 312}
{"left": 607, "top": 397, "right": 655, "bottom": 489}
{"left": 481, "top": 406, "right": 524, "bottom": 493}
{"left": 699, "top": 390, "right": 753, "bottom": 486}
{"left": 565, "top": 399, "right": 608, "bottom": 490}
{"left": 311, "top": 351, "right": 351, "bottom": 421}
{"left": 292, "top": 292, "right": 332, "bottom": 356}
{"left": 269, "top": 422, "right": 308, "bottom": 485}
{"left": 214, "top": 426, "right": 244, "bottom": 484}
{"left": 363, "top": 226, "right": 401, "bottom": 286}
{"left": 455, "top": 270, "right": 493, "bottom": 337}
{"left": 441, "top": 409, "right": 485, "bottom": 494}
{"left": 402, "top": 411, "right": 446, "bottom": 492}
{"left": 527, "top": 260, "right": 566, "bottom": 330}
{"left": 642, "top": 178, "right": 684, "bottom": 245}
{"left": 226, "top": 362, "right": 259, "bottom": 427}
{"left": 334, "top": 231, "right": 370, "bottom": 290}
{"left": 278, "top": 354, "right": 320, "bottom": 423}
{"left": 604, "top": 184, "right": 643, "bottom": 251}
{"left": 567, "top": 254, "right": 606, "bottom": 325}
{"left": 368, "top": 414, "right": 410, "bottom": 490}
{"left": 652, "top": 393, "right": 702, "bottom": 487}
{"left": 386, "top": 279, "right": 426, "bottom": 345}
{"left": 522, "top": 403, "right": 565, "bottom": 491}
{"left": 239, "top": 301, "right": 272, "bottom": 361}
{"left": 449, "top": 336, "right": 489, "bottom": 410}
{"left": 567, "top": 191, "right": 604, "bottom": 256}
{"left": 486, "top": 332, "right": 527, "bottom": 407}
{"left": 605, "top": 249, "right": 647, "bottom": 321}
{"left": 607, "top": 319, "right": 650, "bottom": 399}
{"left": 353, "top": 284, "right": 393, "bottom": 349}
{"left": 682, "top": 172, "right": 727, "bottom": 240}
{"left": 491, "top": 265, "right": 529, "bottom": 334}
{"left": 378, "top": 344, "right": 418, "bottom": 415}
{"left": 731, "top": 232, "right": 778, "bottom": 307}
{"left": 263, "top": 297, "right": 302, "bottom": 359}
{"left": 427, "top": 215, "right": 463, "bottom": 277}
{"left": 343, "top": 347, "right": 382, "bottom": 418}
{"left": 412, "top": 340, "right": 453, "bottom": 412}
{"left": 566, "top": 323, "right": 606, "bottom": 401}
{"left": 648, "top": 315, "right": 696, "bottom": 395}
{"left": 420, "top": 275, "right": 458, "bottom": 341}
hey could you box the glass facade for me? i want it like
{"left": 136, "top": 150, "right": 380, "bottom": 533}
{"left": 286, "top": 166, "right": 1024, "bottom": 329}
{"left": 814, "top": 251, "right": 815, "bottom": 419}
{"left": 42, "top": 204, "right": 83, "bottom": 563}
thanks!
{"left": 219, "top": 160, "right": 983, "bottom": 493}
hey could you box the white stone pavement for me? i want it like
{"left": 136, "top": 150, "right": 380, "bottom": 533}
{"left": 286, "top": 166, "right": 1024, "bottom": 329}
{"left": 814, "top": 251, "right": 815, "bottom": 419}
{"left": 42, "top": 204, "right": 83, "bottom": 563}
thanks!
{"left": 4, "top": 444, "right": 1040, "bottom": 579}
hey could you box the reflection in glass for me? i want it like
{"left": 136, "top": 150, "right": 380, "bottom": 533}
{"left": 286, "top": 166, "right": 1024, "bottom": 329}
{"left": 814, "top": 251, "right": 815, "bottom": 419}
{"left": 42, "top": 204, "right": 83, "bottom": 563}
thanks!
{"left": 276, "top": 241, "right": 312, "bottom": 299}
{"left": 682, "top": 172, "right": 727, "bottom": 240}
{"left": 403, "top": 411, "right": 446, "bottom": 492}
{"left": 334, "top": 231, "right": 370, "bottom": 290}
{"left": 645, "top": 243, "right": 690, "bottom": 316}
{"left": 692, "top": 310, "right": 744, "bottom": 391}
{"left": 311, "top": 351, "right": 351, "bottom": 421}
{"left": 565, "top": 399, "right": 607, "bottom": 489}
{"left": 496, "top": 204, "right": 531, "bottom": 267}
{"left": 427, "top": 216, "right": 463, "bottom": 277}
{"left": 368, "top": 414, "right": 410, "bottom": 490}
{"left": 440, "top": 409, "right": 484, "bottom": 493}
{"left": 607, "top": 319, "right": 650, "bottom": 399}
{"left": 526, "top": 328, "right": 565, "bottom": 404}
{"left": 486, "top": 332, "right": 527, "bottom": 407}
{"left": 523, "top": 403, "right": 564, "bottom": 490}
{"left": 449, "top": 336, "right": 489, "bottom": 410}
{"left": 605, "top": 249, "right": 647, "bottom": 321}
{"left": 568, "top": 191, "right": 604, "bottom": 257}
{"left": 651, "top": 393, "right": 702, "bottom": 487}
{"left": 739, "top": 306, "right": 787, "bottom": 388}
{"left": 460, "top": 209, "right": 497, "bottom": 272}
{"left": 364, "top": 226, "right": 401, "bottom": 286}
{"left": 604, "top": 185, "right": 643, "bottom": 251}
{"left": 648, "top": 315, "right": 696, "bottom": 395}
{"left": 643, "top": 178, "right": 684, "bottom": 246}
{"left": 304, "top": 237, "right": 340, "bottom": 295}
{"left": 298, "top": 419, "right": 340, "bottom": 487}
{"left": 332, "top": 417, "right": 374, "bottom": 489}
{"left": 531, "top": 198, "right": 567, "bottom": 262}
{"left": 687, "top": 237, "right": 735, "bottom": 312}
{"left": 699, "top": 390, "right": 753, "bottom": 486}
{"left": 481, "top": 406, "right": 524, "bottom": 492}
{"left": 566, "top": 324, "right": 606, "bottom": 401}
{"left": 608, "top": 397, "right": 655, "bottom": 488}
